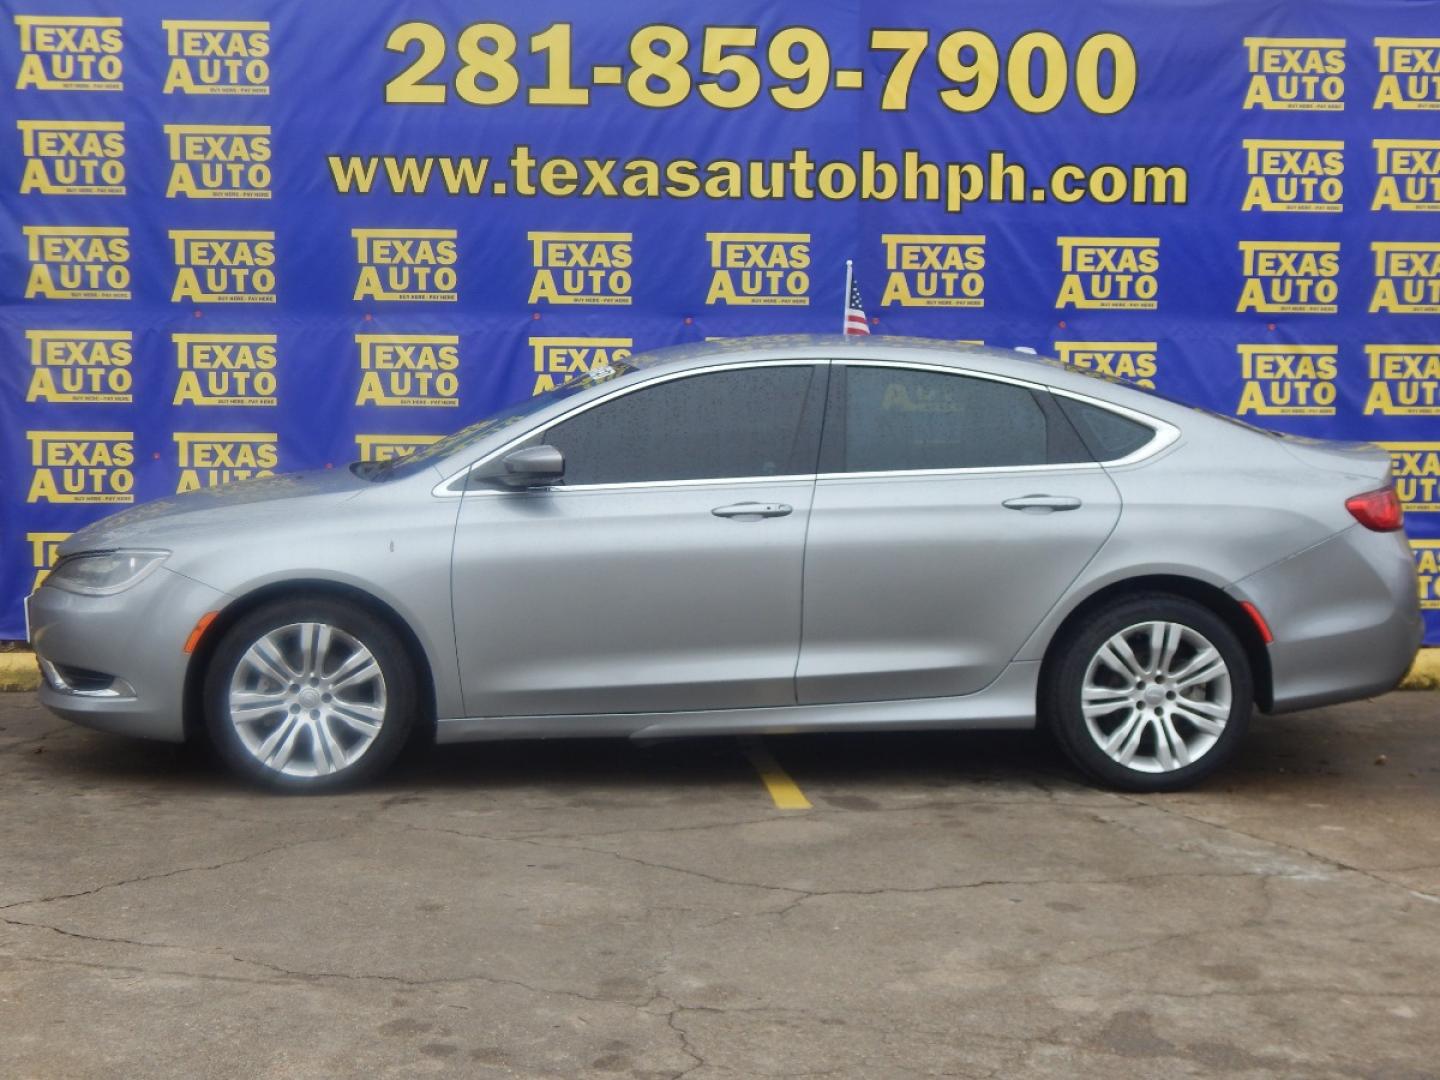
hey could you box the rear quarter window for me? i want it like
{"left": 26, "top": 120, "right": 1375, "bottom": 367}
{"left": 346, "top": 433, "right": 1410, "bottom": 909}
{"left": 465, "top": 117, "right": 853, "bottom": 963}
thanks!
{"left": 1056, "top": 397, "right": 1156, "bottom": 462}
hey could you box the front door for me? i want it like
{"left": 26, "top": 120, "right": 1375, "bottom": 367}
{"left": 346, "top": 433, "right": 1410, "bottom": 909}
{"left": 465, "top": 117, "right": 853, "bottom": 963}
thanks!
{"left": 797, "top": 362, "right": 1122, "bottom": 703}
{"left": 451, "top": 363, "right": 826, "bottom": 718}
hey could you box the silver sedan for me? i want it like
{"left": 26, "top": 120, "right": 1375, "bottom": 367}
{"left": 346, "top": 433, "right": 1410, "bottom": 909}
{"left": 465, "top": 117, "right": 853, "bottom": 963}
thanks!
{"left": 26, "top": 335, "right": 1422, "bottom": 792}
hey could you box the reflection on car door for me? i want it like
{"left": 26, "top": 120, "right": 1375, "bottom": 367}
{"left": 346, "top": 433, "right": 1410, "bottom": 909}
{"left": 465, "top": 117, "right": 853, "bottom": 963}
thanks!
{"left": 451, "top": 363, "right": 827, "bottom": 718}
{"left": 797, "top": 362, "right": 1122, "bottom": 703}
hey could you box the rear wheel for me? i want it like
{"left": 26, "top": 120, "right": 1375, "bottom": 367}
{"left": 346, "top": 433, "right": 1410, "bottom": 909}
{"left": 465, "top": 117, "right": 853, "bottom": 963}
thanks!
{"left": 1043, "top": 594, "right": 1253, "bottom": 792}
{"left": 203, "top": 597, "right": 416, "bottom": 791}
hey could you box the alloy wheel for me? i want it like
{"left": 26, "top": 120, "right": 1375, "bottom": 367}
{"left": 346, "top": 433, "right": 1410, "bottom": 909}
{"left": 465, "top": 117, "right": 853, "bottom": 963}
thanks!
{"left": 227, "top": 621, "right": 387, "bottom": 778}
{"left": 1079, "top": 620, "right": 1232, "bottom": 774}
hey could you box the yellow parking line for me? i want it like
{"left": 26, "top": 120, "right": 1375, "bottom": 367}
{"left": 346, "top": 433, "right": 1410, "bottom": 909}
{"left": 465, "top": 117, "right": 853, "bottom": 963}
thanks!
{"left": 742, "top": 737, "right": 812, "bottom": 810}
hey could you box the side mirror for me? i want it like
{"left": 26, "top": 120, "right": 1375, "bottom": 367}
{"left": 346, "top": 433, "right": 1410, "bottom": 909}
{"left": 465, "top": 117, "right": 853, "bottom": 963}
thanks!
{"left": 498, "top": 444, "right": 564, "bottom": 488}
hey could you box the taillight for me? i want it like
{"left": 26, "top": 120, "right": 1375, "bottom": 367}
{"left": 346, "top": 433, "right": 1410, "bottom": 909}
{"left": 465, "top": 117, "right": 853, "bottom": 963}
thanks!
{"left": 1346, "top": 487, "right": 1404, "bottom": 532}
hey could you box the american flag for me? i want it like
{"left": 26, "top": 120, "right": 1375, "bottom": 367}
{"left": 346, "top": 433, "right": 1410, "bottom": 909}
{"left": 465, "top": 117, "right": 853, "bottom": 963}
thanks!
{"left": 844, "top": 263, "right": 870, "bottom": 335}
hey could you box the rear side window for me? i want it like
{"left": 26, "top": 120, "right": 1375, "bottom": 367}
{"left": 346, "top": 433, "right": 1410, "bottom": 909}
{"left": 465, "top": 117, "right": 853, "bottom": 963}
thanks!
{"left": 1056, "top": 397, "right": 1156, "bottom": 462}
{"left": 545, "top": 365, "right": 821, "bottom": 486}
{"left": 826, "top": 366, "right": 1084, "bottom": 472}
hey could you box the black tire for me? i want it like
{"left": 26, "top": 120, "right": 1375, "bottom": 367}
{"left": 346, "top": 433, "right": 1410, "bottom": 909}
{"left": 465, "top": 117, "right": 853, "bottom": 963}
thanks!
{"left": 203, "top": 596, "right": 417, "bottom": 792}
{"left": 1042, "top": 593, "right": 1253, "bottom": 793}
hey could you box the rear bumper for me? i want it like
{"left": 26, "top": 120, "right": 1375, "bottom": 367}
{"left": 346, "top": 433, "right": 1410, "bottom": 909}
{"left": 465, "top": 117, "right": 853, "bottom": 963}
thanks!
{"left": 1230, "top": 525, "right": 1422, "bottom": 714}
{"left": 26, "top": 568, "right": 229, "bottom": 742}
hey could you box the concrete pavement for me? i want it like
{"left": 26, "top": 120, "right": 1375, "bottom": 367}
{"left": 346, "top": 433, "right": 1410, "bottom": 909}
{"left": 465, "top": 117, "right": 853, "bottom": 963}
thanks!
{"left": 1, "top": 690, "right": 1437, "bottom": 1078}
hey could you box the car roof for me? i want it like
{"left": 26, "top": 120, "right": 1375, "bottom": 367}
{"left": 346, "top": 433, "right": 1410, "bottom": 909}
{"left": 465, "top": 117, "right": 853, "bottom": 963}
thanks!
{"left": 628, "top": 333, "right": 1058, "bottom": 371}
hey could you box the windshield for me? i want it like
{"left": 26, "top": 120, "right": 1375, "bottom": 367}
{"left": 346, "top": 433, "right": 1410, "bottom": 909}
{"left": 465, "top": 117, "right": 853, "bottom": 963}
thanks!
{"left": 352, "top": 360, "right": 638, "bottom": 482}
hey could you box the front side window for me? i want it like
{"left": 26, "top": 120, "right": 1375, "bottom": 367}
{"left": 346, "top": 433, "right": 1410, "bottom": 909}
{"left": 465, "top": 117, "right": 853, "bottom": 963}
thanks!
{"left": 357, "top": 359, "right": 636, "bottom": 482}
{"left": 545, "top": 365, "right": 822, "bottom": 486}
{"left": 829, "top": 366, "right": 1058, "bottom": 473}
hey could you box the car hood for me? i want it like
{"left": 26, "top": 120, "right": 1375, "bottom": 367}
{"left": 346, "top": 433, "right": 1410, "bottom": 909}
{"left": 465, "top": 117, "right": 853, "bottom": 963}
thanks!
{"left": 61, "top": 469, "right": 369, "bottom": 555}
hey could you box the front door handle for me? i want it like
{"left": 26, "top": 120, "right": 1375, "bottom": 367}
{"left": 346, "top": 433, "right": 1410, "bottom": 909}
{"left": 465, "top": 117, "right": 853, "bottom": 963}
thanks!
{"left": 712, "top": 501, "right": 794, "bottom": 520}
{"left": 1002, "top": 494, "right": 1082, "bottom": 513}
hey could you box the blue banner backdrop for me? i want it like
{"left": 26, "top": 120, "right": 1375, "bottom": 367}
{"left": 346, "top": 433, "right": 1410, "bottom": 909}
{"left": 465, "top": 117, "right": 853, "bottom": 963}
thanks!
{"left": 2, "top": 0, "right": 1439, "bottom": 641}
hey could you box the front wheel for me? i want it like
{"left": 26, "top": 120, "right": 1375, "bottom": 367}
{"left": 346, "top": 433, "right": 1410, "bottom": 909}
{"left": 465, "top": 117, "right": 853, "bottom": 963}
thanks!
{"left": 203, "top": 597, "right": 417, "bottom": 792}
{"left": 1043, "top": 594, "right": 1253, "bottom": 792}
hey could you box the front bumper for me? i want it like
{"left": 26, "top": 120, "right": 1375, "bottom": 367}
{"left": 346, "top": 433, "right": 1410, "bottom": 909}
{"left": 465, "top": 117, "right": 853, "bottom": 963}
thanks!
{"left": 26, "top": 567, "right": 230, "bottom": 742}
{"left": 1230, "top": 524, "right": 1423, "bottom": 714}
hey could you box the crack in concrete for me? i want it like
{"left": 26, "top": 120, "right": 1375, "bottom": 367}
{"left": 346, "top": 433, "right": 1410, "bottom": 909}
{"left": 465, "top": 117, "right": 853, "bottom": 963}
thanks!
{"left": 1119, "top": 794, "right": 1440, "bottom": 905}
{"left": 400, "top": 821, "right": 1340, "bottom": 917}
{"left": 0, "top": 917, "right": 663, "bottom": 1009}
{"left": 0, "top": 946, "right": 298, "bottom": 988}
{"left": 1380, "top": 862, "right": 1440, "bottom": 875}
{"left": 397, "top": 817, "right": 1319, "bottom": 915}
{"left": 0, "top": 832, "right": 345, "bottom": 913}
{"left": 664, "top": 1002, "right": 707, "bottom": 1080}
{"left": 650, "top": 1000, "right": 1084, "bottom": 1080}
{"left": 374, "top": 793, "right": 1133, "bottom": 848}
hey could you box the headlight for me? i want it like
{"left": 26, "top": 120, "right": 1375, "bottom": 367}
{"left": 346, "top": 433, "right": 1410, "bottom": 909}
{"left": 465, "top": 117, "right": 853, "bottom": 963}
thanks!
{"left": 46, "top": 550, "right": 169, "bottom": 596}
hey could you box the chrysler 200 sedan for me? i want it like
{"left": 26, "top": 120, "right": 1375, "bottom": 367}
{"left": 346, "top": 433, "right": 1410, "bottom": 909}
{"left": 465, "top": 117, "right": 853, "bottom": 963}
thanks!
{"left": 26, "top": 335, "right": 1422, "bottom": 793}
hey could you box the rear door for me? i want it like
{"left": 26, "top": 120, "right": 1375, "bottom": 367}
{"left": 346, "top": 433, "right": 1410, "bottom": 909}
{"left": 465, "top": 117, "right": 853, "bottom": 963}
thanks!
{"left": 450, "top": 362, "right": 827, "bottom": 717}
{"left": 796, "top": 361, "right": 1122, "bottom": 704}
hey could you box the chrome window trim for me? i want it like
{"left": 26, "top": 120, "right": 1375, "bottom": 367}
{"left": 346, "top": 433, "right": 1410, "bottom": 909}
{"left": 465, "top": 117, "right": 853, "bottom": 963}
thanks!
{"left": 1045, "top": 385, "right": 1181, "bottom": 467}
{"left": 463, "top": 473, "right": 818, "bottom": 497}
{"left": 432, "top": 353, "right": 1179, "bottom": 497}
{"left": 815, "top": 462, "right": 1102, "bottom": 482}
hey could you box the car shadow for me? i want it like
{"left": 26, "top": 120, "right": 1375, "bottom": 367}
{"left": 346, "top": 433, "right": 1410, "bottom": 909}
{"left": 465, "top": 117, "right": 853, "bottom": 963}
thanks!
{"left": 391, "top": 727, "right": 1073, "bottom": 792}
{"left": 14, "top": 694, "right": 1395, "bottom": 799}
{"left": 24, "top": 719, "right": 1085, "bottom": 798}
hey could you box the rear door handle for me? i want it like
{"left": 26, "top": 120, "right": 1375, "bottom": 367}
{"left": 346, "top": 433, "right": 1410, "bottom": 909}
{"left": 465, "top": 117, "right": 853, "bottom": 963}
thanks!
{"left": 1002, "top": 494, "right": 1082, "bottom": 513}
{"left": 712, "top": 501, "right": 793, "bottom": 520}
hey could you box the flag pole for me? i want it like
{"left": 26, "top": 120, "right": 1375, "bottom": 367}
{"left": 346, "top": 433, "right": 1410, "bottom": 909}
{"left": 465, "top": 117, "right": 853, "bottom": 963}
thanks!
{"left": 843, "top": 259, "right": 853, "bottom": 334}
